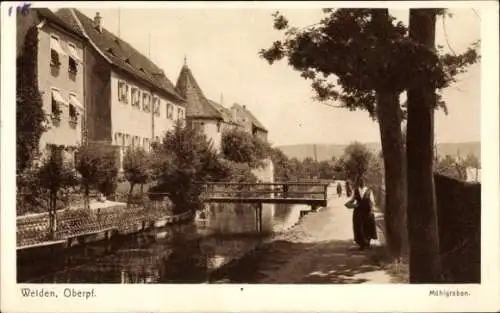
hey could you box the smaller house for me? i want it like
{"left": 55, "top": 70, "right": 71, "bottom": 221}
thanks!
{"left": 208, "top": 100, "right": 244, "bottom": 133}
{"left": 231, "top": 103, "right": 268, "bottom": 142}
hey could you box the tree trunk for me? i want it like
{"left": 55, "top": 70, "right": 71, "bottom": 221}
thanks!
{"left": 129, "top": 183, "right": 135, "bottom": 199}
{"left": 407, "top": 9, "right": 442, "bottom": 283}
{"left": 376, "top": 91, "right": 406, "bottom": 259}
{"left": 48, "top": 191, "right": 57, "bottom": 240}
{"left": 84, "top": 184, "right": 90, "bottom": 210}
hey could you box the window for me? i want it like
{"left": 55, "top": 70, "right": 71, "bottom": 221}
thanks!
{"left": 50, "top": 36, "right": 65, "bottom": 67}
{"left": 68, "top": 94, "right": 82, "bottom": 125}
{"left": 142, "top": 92, "right": 151, "bottom": 112}
{"left": 143, "top": 138, "right": 148, "bottom": 150}
{"left": 69, "top": 104, "right": 77, "bottom": 121}
{"left": 51, "top": 89, "right": 66, "bottom": 120}
{"left": 217, "top": 121, "right": 221, "bottom": 133}
{"left": 177, "top": 108, "right": 183, "bottom": 121}
{"left": 131, "top": 87, "right": 141, "bottom": 108}
{"left": 68, "top": 43, "right": 80, "bottom": 74}
{"left": 153, "top": 97, "right": 160, "bottom": 117}
{"left": 166, "top": 102, "right": 173, "bottom": 119}
{"left": 118, "top": 80, "right": 129, "bottom": 104}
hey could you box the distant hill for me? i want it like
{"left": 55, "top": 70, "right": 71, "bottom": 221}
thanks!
{"left": 276, "top": 142, "right": 481, "bottom": 162}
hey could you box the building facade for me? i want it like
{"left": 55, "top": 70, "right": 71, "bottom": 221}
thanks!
{"left": 55, "top": 9, "right": 187, "bottom": 170}
{"left": 17, "top": 8, "right": 86, "bottom": 164}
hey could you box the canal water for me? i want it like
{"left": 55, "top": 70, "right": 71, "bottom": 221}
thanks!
{"left": 17, "top": 203, "right": 309, "bottom": 283}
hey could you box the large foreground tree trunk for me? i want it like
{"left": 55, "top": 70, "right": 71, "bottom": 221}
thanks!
{"left": 376, "top": 91, "right": 406, "bottom": 259}
{"left": 407, "top": 9, "right": 442, "bottom": 283}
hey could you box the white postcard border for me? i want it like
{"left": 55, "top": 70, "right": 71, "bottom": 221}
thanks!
{"left": 1, "top": 1, "right": 499, "bottom": 312}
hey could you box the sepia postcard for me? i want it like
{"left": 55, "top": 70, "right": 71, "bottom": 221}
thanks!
{"left": 1, "top": 1, "right": 499, "bottom": 312}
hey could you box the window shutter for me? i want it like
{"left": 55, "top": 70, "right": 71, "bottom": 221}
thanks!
{"left": 118, "top": 81, "right": 122, "bottom": 102}
{"left": 125, "top": 84, "right": 129, "bottom": 104}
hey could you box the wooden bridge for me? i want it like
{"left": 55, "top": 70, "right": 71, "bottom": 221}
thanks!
{"left": 200, "top": 182, "right": 331, "bottom": 207}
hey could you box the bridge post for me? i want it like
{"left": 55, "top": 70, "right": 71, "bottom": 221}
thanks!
{"left": 283, "top": 184, "right": 288, "bottom": 198}
{"left": 255, "top": 202, "right": 263, "bottom": 233}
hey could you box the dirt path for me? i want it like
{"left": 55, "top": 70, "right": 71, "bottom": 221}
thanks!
{"left": 212, "top": 195, "right": 396, "bottom": 284}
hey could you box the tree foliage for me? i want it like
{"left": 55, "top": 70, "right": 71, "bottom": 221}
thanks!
{"left": 17, "top": 25, "right": 47, "bottom": 173}
{"left": 38, "top": 147, "right": 78, "bottom": 195}
{"left": 435, "top": 154, "right": 467, "bottom": 181}
{"left": 123, "top": 147, "right": 152, "bottom": 197}
{"left": 269, "top": 147, "right": 293, "bottom": 181}
{"left": 260, "top": 9, "right": 480, "bottom": 118}
{"left": 463, "top": 153, "right": 480, "bottom": 169}
{"left": 151, "top": 122, "right": 232, "bottom": 214}
{"left": 37, "top": 146, "right": 79, "bottom": 237}
{"left": 75, "top": 144, "right": 119, "bottom": 202}
{"left": 340, "top": 141, "right": 375, "bottom": 182}
{"left": 221, "top": 128, "right": 271, "bottom": 167}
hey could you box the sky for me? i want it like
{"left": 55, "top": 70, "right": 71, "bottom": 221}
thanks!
{"left": 72, "top": 7, "right": 481, "bottom": 146}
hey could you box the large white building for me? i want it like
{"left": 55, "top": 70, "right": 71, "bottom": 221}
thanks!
{"left": 56, "top": 9, "right": 187, "bottom": 170}
{"left": 17, "top": 8, "right": 87, "bottom": 164}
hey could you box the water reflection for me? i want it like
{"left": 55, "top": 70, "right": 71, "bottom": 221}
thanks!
{"left": 17, "top": 203, "right": 305, "bottom": 283}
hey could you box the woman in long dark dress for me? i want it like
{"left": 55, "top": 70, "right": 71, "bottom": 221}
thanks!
{"left": 351, "top": 178, "right": 378, "bottom": 250}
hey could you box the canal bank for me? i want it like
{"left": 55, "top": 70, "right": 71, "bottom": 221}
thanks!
{"left": 209, "top": 195, "right": 396, "bottom": 284}
{"left": 17, "top": 201, "right": 308, "bottom": 283}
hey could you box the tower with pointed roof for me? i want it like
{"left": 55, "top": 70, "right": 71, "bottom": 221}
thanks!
{"left": 175, "top": 60, "right": 225, "bottom": 151}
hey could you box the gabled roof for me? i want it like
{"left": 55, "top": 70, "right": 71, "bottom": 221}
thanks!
{"left": 175, "top": 64, "right": 223, "bottom": 120}
{"left": 232, "top": 103, "right": 268, "bottom": 132}
{"left": 33, "top": 8, "right": 86, "bottom": 40}
{"left": 208, "top": 100, "right": 241, "bottom": 126}
{"left": 54, "top": 8, "right": 185, "bottom": 103}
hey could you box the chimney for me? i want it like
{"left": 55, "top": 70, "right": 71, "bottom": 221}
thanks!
{"left": 94, "top": 12, "right": 103, "bottom": 32}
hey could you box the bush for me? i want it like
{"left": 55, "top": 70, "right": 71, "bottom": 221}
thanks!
{"left": 123, "top": 147, "right": 152, "bottom": 199}
{"left": 76, "top": 144, "right": 119, "bottom": 204}
{"left": 340, "top": 141, "right": 375, "bottom": 183}
{"left": 17, "top": 25, "right": 47, "bottom": 173}
{"left": 152, "top": 121, "right": 231, "bottom": 214}
{"left": 221, "top": 128, "right": 271, "bottom": 167}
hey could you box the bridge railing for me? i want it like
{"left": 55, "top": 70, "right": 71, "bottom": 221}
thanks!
{"left": 199, "top": 182, "right": 330, "bottom": 201}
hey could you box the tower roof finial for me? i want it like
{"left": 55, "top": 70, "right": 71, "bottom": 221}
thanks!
{"left": 184, "top": 55, "right": 187, "bottom": 66}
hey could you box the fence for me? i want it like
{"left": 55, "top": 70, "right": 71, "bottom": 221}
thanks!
{"left": 368, "top": 174, "right": 480, "bottom": 283}
{"left": 200, "top": 182, "right": 329, "bottom": 201}
{"left": 16, "top": 198, "right": 175, "bottom": 248}
{"left": 434, "top": 173, "right": 481, "bottom": 283}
